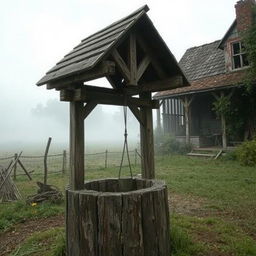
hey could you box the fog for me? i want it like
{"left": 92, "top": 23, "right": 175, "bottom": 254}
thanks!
{"left": 0, "top": 97, "right": 140, "bottom": 152}
{"left": 0, "top": 0, "right": 238, "bottom": 153}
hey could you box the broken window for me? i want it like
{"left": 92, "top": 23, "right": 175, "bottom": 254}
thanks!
{"left": 231, "top": 41, "right": 249, "bottom": 69}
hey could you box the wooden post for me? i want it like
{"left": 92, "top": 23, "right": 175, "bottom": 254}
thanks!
{"left": 157, "top": 108, "right": 161, "bottom": 130}
{"left": 140, "top": 92, "right": 155, "bottom": 179}
{"left": 220, "top": 91, "right": 227, "bottom": 149}
{"left": 162, "top": 100, "right": 167, "bottom": 134}
{"left": 181, "top": 96, "right": 193, "bottom": 145}
{"left": 62, "top": 150, "right": 67, "bottom": 174}
{"left": 134, "top": 149, "right": 137, "bottom": 166}
{"left": 13, "top": 153, "right": 17, "bottom": 181}
{"left": 70, "top": 101, "right": 85, "bottom": 190}
{"left": 105, "top": 150, "right": 108, "bottom": 169}
{"left": 44, "top": 137, "right": 52, "bottom": 187}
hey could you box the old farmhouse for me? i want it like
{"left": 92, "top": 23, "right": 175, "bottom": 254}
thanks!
{"left": 155, "top": 0, "right": 256, "bottom": 149}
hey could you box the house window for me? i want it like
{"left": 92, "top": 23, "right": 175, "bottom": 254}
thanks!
{"left": 231, "top": 41, "right": 249, "bottom": 69}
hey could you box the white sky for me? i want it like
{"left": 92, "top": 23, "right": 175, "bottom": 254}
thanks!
{"left": 0, "top": 0, "right": 238, "bottom": 147}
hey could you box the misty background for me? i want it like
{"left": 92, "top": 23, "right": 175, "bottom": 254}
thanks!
{"left": 0, "top": 0, "right": 238, "bottom": 153}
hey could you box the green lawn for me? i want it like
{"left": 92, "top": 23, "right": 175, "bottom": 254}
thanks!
{"left": 1, "top": 155, "right": 256, "bottom": 256}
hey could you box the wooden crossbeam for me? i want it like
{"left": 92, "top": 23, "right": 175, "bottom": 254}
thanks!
{"left": 129, "top": 33, "right": 137, "bottom": 85}
{"left": 136, "top": 34, "right": 167, "bottom": 79}
{"left": 112, "top": 49, "right": 131, "bottom": 82}
{"left": 46, "top": 61, "right": 115, "bottom": 90}
{"left": 60, "top": 88, "right": 159, "bottom": 108}
{"left": 140, "top": 75, "right": 183, "bottom": 93}
{"left": 128, "top": 104, "right": 145, "bottom": 126}
{"left": 83, "top": 101, "right": 97, "bottom": 119}
{"left": 137, "top": 55, "right": 150, "bottom": 82}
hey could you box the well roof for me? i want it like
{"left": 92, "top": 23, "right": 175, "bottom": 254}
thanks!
{"left": 37, "top": 5, "right": 188, "bottom": 88}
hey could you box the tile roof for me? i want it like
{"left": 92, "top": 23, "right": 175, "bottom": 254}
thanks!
{"left": 154, "top": 39, "right": 248, "bottom": 98}
{"left": 37, "top": 5, "right": 149, "bottom": 86}
{"left": 179, "top": 40, "right": 225, "bottom": 81}
{"left": 154, "top": 69, "right": 247, "bottom": 98}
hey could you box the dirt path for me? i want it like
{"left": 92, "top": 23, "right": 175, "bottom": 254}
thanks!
{"left": 0, "top": 215, "right": 64, "bottom": 256}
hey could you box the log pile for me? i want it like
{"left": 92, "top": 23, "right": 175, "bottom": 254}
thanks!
{"left": 26, "top": 182, "right": 63, "bottom": 204}
{"left": 0, "top": 165, "right": 22, "bottom": 202}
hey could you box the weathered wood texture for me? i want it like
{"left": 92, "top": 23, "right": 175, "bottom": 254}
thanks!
{"left": 66, "top": 178, "right": 170, "bottom": 256}
{"left": 140, "top": 93, "right": 155, "bottom": 179}
{"left": 69, "top": 102, "right": 85, "bottom": 190}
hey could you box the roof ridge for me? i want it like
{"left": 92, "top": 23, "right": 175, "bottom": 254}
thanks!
{"left": 186, "top": 40, "right": 221, "bottom": 51}
{"left": 81, "top": 5, "right": 149, "bottom": 43}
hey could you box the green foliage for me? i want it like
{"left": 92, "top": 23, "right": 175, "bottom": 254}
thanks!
{"left": 0, "top": 200, "right": 64, "bottom": 232}
{"left": 154, "top": 129, "right": 192, "bottom": 155}
{"left": 212, "top": 95, "right": 231, "bottom": 117}
{"left": 243, "top": 7, "right": 256, "bottom": 92}
{"left": 170, "top": 221, "right": 203, "bottom": 256}
{"left": 235, "top": 138, "right": 256, "bottom": 166}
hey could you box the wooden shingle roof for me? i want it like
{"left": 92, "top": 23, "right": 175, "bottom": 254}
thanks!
{"left": 37, "top": 5, "right": 149, "bottom": 86}
{"left": 179, "top": 40, "right": 225, "bottom": 81}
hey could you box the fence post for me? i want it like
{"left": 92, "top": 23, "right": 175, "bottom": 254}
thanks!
{"left": 105, "top": 150, "right": 108, "bottom": 169}
{"left": 135, "top": 149, "right": 137, "bottom": 166}
{"left": 13, "top": 153, "right": 18, "bottom": 180}
{"left": 44, "top": 137, "right": 52, "bottom": 187}
{"left": 62, "top": 150, "right": 67, "bottom": 174}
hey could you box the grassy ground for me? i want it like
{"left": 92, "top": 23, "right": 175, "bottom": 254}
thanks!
{"left": 1, "top": 155, "right": 256, "bottom": 255}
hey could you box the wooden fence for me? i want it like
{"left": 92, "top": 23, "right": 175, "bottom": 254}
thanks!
{"left": 0, "top": 149, "right": 141, "bottom": 179}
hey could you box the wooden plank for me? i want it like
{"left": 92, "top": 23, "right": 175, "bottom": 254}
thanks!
{"left": 141, "top": 75, "right": 183, "bottom": 92}
{"left": 60, "top": 88, "right": 159, "bottom": 108}
{"left": 140, "top": 92, "right": 155, "bottom": 179}
{"left": 136, "top": 55, "right": 150, "bottom": 82}
{"left": 83, "top": 101, "right": 97, "bottom": 119}
{"left": 98, "top": 194, "right": 122, "bottom": 256}
{"left": 141, "top": 190, "right": 158, "bottom": 255}
{"left": 66, "top": 191, "right": 81, "bottom": 255}
{"left": 79, "top": 6, "right": 149, "bottom": 45}
{"left": 122, "top": 193, "right": 144, "bottom": 256}
{"left": 70, "top": 102, "right": 84, "bottom": 190}
{"left": 49, "top": 43, "right": 111, "bottom": 73}
{"left": 128, "top": 104, "right": 145, "bottom": 126}
{"left": 17, "top": 160, "right": 32, "bottom": 180}
{"left": 153, "top": 188, "right": 170, "bottom": 255}
{"left": 74, "top": 19, "right": 133, "bottom": 52}
{"left": 79, "top": 192, "right": 99, "bottom": 255}
{"left": 38, "top": 54, "right": 104, "bottom": 86}
{"left": 214, "top": 150, "right": 223, "bottom": 160}
{"left": 187, "top": 153, "right": 215, "bottom": 157}
{"left": 129, "top": 33, "right": 137, "bottom": 85}
{"left": 45, "top": 61, "right": 115, "bottom": 89}
{"left": 56, "top": 32, "right": 119, "bottom": 66}
{"left": 112, "top": 49, "right": 131, "bottom": 82}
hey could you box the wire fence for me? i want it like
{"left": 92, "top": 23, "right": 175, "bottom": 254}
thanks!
{"left": 0, "top": 149, "right": 141, "bottom": 179}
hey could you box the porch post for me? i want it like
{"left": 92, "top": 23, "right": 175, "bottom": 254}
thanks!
{"left": 220, "top": 92, "right": 227, "bottom": 149}
{"left": 70, "top": 101, "right": 85, "bottom": 190}
{"left": 182, "top": 96, "right": 193, "bottom": 144}
{"left": 140, "top": 92, "right": 155, "bottom": 179}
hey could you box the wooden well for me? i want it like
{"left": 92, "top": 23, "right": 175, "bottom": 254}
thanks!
{"left": 66, "top": 178, "right": 170, "bottom": 256}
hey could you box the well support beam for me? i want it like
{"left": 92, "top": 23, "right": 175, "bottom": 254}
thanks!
{"left": 140, "top": 92, "right": 155, "bottom": 179}
{"left": 70, "top": 102, "right": 85, "bottom": 190}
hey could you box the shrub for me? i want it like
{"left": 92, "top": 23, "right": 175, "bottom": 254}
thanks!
{"left": 235, "top": 138, "right": 256, "bottom": 166}
{"left": 154, "top": 129, "right": 192, "bottom": 155}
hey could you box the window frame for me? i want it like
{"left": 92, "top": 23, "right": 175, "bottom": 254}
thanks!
{"left": 231, "top": 41, "right": 249, "bottom": 70}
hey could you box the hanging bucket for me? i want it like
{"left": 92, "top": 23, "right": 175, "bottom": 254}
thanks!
{"left": 66, "top": 178, "right": 170, "bottom": 256}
